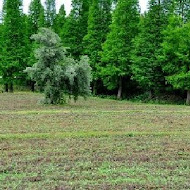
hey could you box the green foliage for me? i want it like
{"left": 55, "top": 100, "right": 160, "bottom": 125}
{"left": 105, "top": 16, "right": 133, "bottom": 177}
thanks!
{"left": 25, "top": 28, "right": 92, "bottom": 104}
{"left": 28, "top": 0, "right": 45, "bottom": 61}
{"left": 0, "top": 0, "right": 7, "bottom": 22}
{"left": 1, "top": 0, "right": 190, "bottom": 104}
{"left": 174, "top": 0, "right": 190, "bottom": 22}
{"left": 28, "top": 0, "right": 45, "bottom": 35}
{"left": 0, "top": 24, "right": 4, "bottom": 63}
{"left": 44, "top": 0, "right": 56, "bottom": 27}
{"left": 54, "top": 5, "right": 66, "bottom": 37}
{"left": 161, "top": 16, "right": 190, "bottom": 90}
{"left": 132, "top": 0, "right": 167, "bottom": 94}
{"left": 62, "top": 0, "right": 90, "bottom": 58}
{"left": 27, "top": 0, "right": 46, "bottom": 91}
{"left": 0, "top": 0, "right": 28, "bottom": 92}
{"left": 83, "top": 0, "right": 112, "bottom": 85}
{"left": 101, "top": 0, "right": 139, "bottom": 98}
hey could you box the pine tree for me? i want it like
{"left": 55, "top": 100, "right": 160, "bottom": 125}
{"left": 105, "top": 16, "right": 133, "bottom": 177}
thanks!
{"left": 101, "top": 0, "right": 140, "bottom": 99}
{"left": 62, "top": 0, "right": 90, "bottom": 58}
{"left": 83, "top": 0, "right": 112, "bottom": 94}
{"left": 44, "top": 0, "right": 56, "bottom": 28}
{"left": 0, "top": 0, "right": 27, "bottom": 92}
{"left": 54, "top": 4, "right": 66, "bottom": 37}
{"left": 131, "top": 0, "right": 167, "bottom": 98}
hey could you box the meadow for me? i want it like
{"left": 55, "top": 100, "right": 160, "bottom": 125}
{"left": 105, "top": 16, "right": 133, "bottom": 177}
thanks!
{"left": 0, "top": 92, "right": 190, "bottom": 189}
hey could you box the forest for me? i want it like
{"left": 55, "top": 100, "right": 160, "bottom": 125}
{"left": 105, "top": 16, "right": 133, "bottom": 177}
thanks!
{"left": 0, "top": 0, "right": 190, "bottom": 104}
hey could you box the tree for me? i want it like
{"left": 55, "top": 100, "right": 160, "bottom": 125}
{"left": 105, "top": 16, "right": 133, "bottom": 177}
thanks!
{"left": 131, "top": 0, "right": 167, "bottom": 98}
{"left": 162, "top": 0, "right": 175, "bottom": 15}
{"left": 174, "top": 0, "right": 190, "bottom": 22}
{"left": 0, "top": 0, "right": 7, "bottom": 22}
{"left": 28, "top": 0, "right": 45, "bottom": 35}
{"left": 62, "top": 0, "right": 90, "bottom": 58}
{"left": 54, "top": 4, "right": 66, "bottom": 37}
{"left": 83, "top": 0, "right": 112, "bottom": 94}
{"left": 101, "top": 0, "right": 140, "bottom": 99}
{"left": 161, "top": 16, "right": 190, "bottom": 105}
{"left": 44, "top": 0, "right": 56, "bottom": 28}
{"left": 0, "top": 0, "right": 6, "bottom": 65}
{"left": 25, "top": 28, "right": 92, "bottom": 104}
{"left": 0, "top": 0, "right": 27, "bottom": 92}
{"left": 27, "top": 0, "right": 45, "bottom": 91}
{"left": 0, "top": 24, "right": 4, "bottom": 73}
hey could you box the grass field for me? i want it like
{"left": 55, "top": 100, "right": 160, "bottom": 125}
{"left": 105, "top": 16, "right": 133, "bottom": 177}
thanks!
{"left": 0, "top": 92, "right": 190, "bottom": 189}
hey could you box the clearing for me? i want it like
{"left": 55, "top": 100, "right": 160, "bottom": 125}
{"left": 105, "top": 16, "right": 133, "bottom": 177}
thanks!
{"left": 0, "top": 92, "right": 190, "bottom": 189}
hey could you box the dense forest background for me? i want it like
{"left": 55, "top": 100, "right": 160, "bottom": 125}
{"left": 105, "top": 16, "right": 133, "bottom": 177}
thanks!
{"left": 0, "top": 0, "right": 190, "bottom": 104}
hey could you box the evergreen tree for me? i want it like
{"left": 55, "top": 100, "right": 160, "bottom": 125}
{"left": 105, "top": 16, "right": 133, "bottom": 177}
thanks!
{"left": 25, "top": 28, "right": 92, "bottom": 104}
{"left": 175, "top": 0, "right": 190, "bottom": 22}
{"left": 44, "top": 0, "right": 56, "bottom": 27}
{"left": 101, "top": 0, "right": 140, "bottom": 99}
{"left": 83, "top": 0, "right": 112, "bottom": 94}
{"left": 0, "top": 0, "right": 6, "bottom": 62}
{"left": 62, "top": 0, "right": 90, "bottom": 58}
{"left": 27, "top": 0, "right": 45, "bottom": 91}
{"left": 162, "top": 0, "right": 175, "bottom": 15}
{"left": 28, "top": 0, "right": 45, "bottom": 64}
{"left": 0, "top": 0, "right": 7, "bottom": 22}
{"left": 161, "top": 16, "right": 190, "bottom": 104}
{"left": 28, "top": 0, "right": 45, "bottom": 35}
{"left": 0, "top": 24, "right": 4, "bottom": 71}
{"left": 132, "top": 0, "right": 167, "bottom": 98}
{"left": 54, "top": 4, "right": 66, "bottom": 37}
{"left": 0, "top": 0, "right": 27, "bottom": 92}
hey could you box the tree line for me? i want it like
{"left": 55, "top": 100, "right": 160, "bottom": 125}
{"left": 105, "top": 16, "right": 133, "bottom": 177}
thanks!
{"left": 0, "top": 0, "right": 190, "bottom": 104}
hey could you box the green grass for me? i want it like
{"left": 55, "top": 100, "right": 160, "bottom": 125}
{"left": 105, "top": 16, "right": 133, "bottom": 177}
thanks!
{"left": 0, "top": 92, "right": 190, "bottom": 189}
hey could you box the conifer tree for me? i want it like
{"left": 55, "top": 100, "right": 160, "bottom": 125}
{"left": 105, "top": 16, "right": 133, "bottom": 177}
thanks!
{"left": 0, "top": 24, "right": 4, "bottom": 69}
{"left": 28, "top": 0, "right": 45, "bottom": 35}
{"left": 1, "top": 0, "right": 27, "bottom": 92}
{"left": 54, "top": 4, "right": 66, "bottom": 37}
{"left": 161, "top": 16, "right": 190, "bottom": 104}
{"left": 175, "top": 0, "right": 190, "bottom": 22}
{"left": 44, "top": 0, "right": 56, "bottom": 27}
{"left": 0, "top": 0, "right": 7, "bottom": 22}
{"left": 162, "top": 0, "right": 175, "bottom": 14}
{"left": 62, "top": 0, "right": 90, "bottom": 58}
{"left": 131, "top": 0, "right": 167, "bottom": 98}
{"left": 83, "top": 0, "right": 112, "bottom": 94}
{"left": 25, "top": 0, "right": 45, "bottom": 91}
{"left": 101, "top": 0, "right": 140, "bottom": 99}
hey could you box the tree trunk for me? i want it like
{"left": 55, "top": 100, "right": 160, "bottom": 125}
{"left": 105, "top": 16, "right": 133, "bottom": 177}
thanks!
{"left": 4, "top": 84, "right": 8, "bottom": 92}
{"left": 93, "top": 81, "right": 97, "bottom": 96}
{"left": 9, "top": 83, "right": 13, "bottom": 93}
{"left": 186, "top": 90, "right": 190, "bottom": 105}
{"left": 117, "top": 77, "right": 122, "bottom": 100}
{"left": 31, "top": 81, "right": 35, "bottom": 92}
{"left": 148, "top": 90, "right": 153, "bottom": 99}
